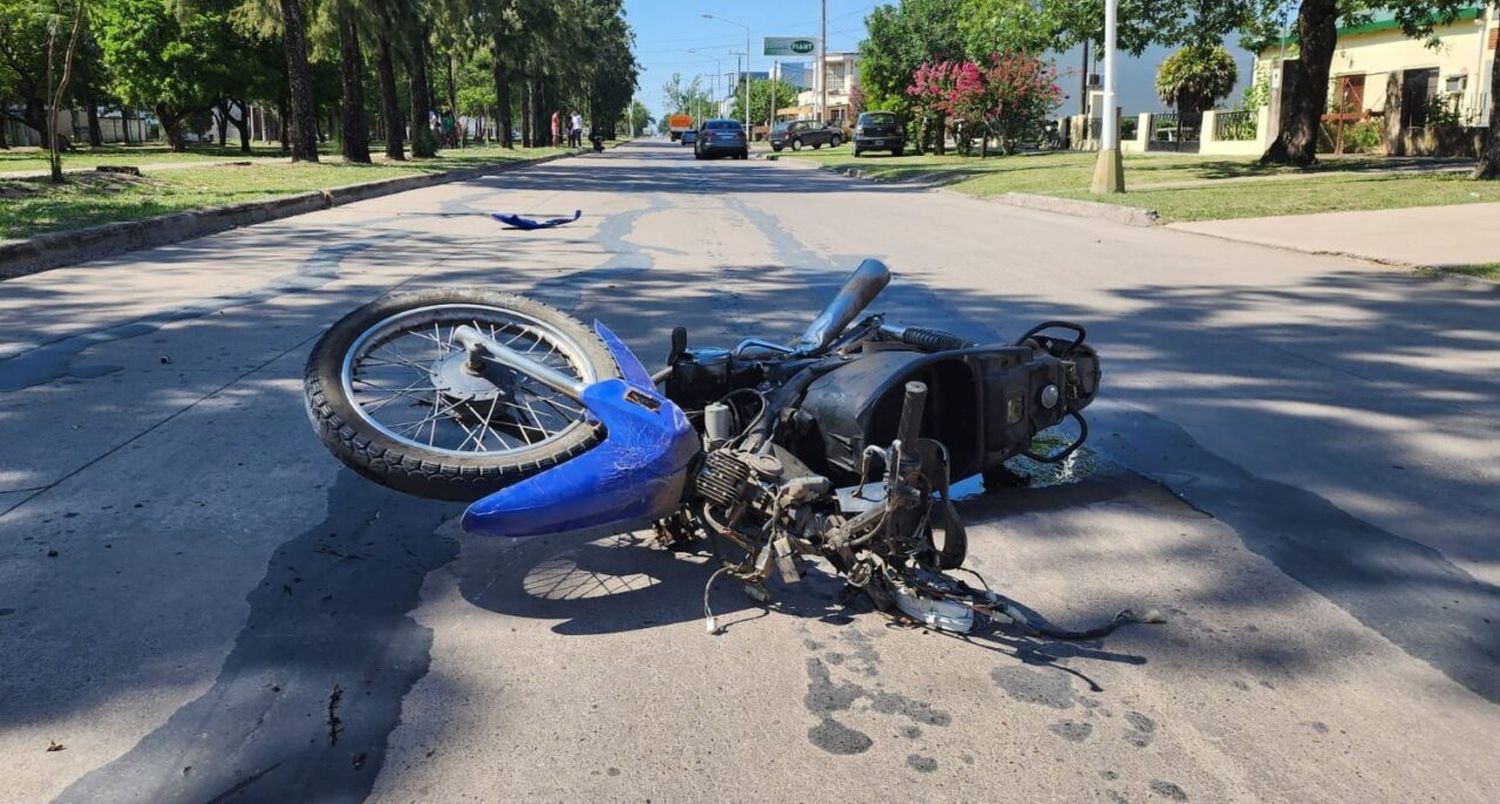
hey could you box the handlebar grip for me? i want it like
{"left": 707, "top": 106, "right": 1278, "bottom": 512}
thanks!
{"left": 899, "top": 326, "right": 973, "bottom": 352}
{"left": 897, "top": 381, "right": 927, "bottom": 448}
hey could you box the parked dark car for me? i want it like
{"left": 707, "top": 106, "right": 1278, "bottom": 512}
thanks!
{"left": 770, "top": 119, "right": 843, "bottom": 152}
{"left": 694, "top": 119, "right": 748, "bottom": 160}
{"left": 852, "top": 111, "right": 905, "bottom": 157}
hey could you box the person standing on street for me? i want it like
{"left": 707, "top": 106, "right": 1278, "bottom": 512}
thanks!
{"left": 550, "top": 110, "right": 561, "bottom": 147}
{"left": 570, "top": 111, "right": 583, "bottom": 148}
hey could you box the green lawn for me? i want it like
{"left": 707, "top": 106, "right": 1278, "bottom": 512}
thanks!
{"left": 1429, "top": 263, "right": 1500, "bottom": 281}
{"left": 1, "top": 145, "right": 570, "bottom": 240}
{"left": 787, "top": 148, "right": 1499, "bottom": 222}
{"left": 0, "top": 143, "right": 293, "bottom": 174}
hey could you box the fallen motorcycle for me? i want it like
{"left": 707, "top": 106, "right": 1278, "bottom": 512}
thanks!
{"left": 304, "top": 259, "right": 1154, "bottom": 635}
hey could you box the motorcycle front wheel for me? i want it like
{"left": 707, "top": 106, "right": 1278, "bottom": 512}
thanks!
{"left": 304, "top": 289, "right": 621, "bottom": 501}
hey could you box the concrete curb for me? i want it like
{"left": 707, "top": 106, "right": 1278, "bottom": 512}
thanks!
{"left": 996, "top": 192, "right": 1158, "bottom": 227}
{"left": 806, "top": 161, "right": 1159, "bottom": 226}
{"left": 0, "top": 149, "right": 586, "bottom": 281}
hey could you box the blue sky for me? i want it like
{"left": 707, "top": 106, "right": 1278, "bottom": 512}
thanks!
{"left": 622, "top": 1, "right": 1255, "bottom": 120}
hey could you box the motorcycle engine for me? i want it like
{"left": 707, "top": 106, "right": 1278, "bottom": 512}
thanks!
{"left": 691, "top": 448, "right": 832, "bottom": 549}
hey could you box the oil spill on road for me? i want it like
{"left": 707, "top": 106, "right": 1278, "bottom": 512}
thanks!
{"left": 1123, "top": 711, "right": 1156, "bottom": 747}
{"left": 990, "top": 664, "right": 1078, "bottom": 709}
{"left": 55, "top": 470, "right": 457, "bottom": 803}
{"left": 1049, "top": 719, "right": 1094, "bottom": 742}
{"left": 1150, "top": 779, "right": 1189, "bottom": 800}
{"left": 906, "top": 753, "right": 939, "bottom": 772}
{"left": 801, "top": 631, "right": 952, "bottom": 756}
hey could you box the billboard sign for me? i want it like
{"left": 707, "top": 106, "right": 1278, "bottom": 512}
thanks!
{"left": 764, "top": 36, "right": 818, "bottom": 56}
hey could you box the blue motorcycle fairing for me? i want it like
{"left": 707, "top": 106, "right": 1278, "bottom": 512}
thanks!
{"left": 460, "top": 322, "right": 700, "bottom": 538}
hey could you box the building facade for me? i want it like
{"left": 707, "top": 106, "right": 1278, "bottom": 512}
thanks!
{"left": 1257, "top": 6, "right": 1496, "bottom": 151}
{"left": 771, "top": 51, "right": 860, "bottom": 124}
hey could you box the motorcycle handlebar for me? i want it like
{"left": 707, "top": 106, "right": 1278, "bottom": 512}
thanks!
{"left": 794, "top": 259, "right": 892, "bottom": 354}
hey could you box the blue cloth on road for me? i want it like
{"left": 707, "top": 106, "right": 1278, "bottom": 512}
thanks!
{"left": 491, "top": 210, "right": 582, "bottom": 230}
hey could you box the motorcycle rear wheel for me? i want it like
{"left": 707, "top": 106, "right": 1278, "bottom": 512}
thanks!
{"left": 304, "top": 289, "right": 621, "bottom": 501}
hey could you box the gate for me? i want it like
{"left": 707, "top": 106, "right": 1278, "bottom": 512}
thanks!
{"left": 1146, "top": 112, "right": 1202, "bottom": 153}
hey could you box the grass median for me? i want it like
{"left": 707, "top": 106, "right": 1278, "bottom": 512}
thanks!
{"left": 0, "top": 143, "right": 291, "bottom": 174}
{"left": 1, "top": 144, "right": 572, "bottom": 241}
{"left": 786, "top": 148, "right": 1500, "bottom": 222}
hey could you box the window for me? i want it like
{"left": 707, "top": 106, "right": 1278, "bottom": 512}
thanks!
{"left": 1334, "top": 74, "right": 1365, "bottom": 114}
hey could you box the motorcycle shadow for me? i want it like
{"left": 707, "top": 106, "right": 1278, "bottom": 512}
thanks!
{"left": 455, "top": 527, "right": 872, "bottom": 636}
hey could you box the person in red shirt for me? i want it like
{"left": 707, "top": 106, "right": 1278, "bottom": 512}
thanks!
{"left": 550, "top": 110, "right": 561, "bottom": 147}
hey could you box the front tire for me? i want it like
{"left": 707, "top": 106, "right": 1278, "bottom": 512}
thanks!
{"left": 304, "top": 289, "right": 621, "bottom": 501}
{"left": 791, "top": 138, "right": 803, "bottom": 151}
{"left": 831, "top": 135, "right": 842, "bottom": 147}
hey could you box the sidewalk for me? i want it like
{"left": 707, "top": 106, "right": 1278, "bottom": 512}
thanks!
{"left": 1169, "top": 202, "right": 1500, "bottom": 268}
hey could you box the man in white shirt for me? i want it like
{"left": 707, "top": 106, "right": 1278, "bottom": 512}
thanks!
{"left": 570, "top": 112, "right": 583, "bottom": 147}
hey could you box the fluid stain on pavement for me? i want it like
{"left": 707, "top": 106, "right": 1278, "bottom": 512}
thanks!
{"left": 54, "top": 470, "right": 458, "bottom": 803}
{"left": 1150, "top": 779, "right": 1189, "bottom": 800}
{"left": 906, "top": 753, "right": 939, "bottom": 773}
{"left": 1124, "top": 711, "right": 1157, "bottom": 747}
{"left": 1049, "top": 719, "right": 1093, "bottom": 742}
{"left": 802, "top": 637, "right": 952, "bottom": 755}
{"left": 990, "top": 664, "right": 1077, "bottom": 709}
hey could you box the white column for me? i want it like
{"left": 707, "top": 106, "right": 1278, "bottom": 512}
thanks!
{"left": 1101, "top": 0, "right": 1118, "bottom": 152}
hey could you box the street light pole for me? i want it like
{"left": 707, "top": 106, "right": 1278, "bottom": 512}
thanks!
{"left": 820, "top": 0, "right": 828, "bottom": 124}
{"left": 1090, "top": 0, "right": 1124, "bottom": 193}
{"left": 688, "top": 48, "right": 723, "bottom": 118}
{"left": 703, "top": 13, "right": 751, "bottom": 134}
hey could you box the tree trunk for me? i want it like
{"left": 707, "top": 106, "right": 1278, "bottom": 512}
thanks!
{"left": 408, "top": 26, "right": 436, "bottom": 156}
{"left": 278, "top": 95, "right": 290, "bottom": 154}
{"left": 158, "top": 105, "right": 186, "bottom": 151}
{"left": 491, "top": 31, "right": 513, "bottom": 148}
{"left": 224, "top": 100, "right": 251, "bottom": 153}
{"left": 338, "top": 10, "right": 371, "bottom": 163}
{"left": 1475, "top": 37, "right": 1500, "bottom": 178}
{"left": 520, "top": 78, "right": 533, "bottom": 147}
{"left": 0, "top": 102, "right": 7, "bottom": 149}
{"left": 376, "top": 34, "right": 404, "bottom": 160}
{"left": 1261, "top": 0, "right": 1336, "bottom": 165}
{"left": 445, "top": 49, "right": 460, "bottom": 146}
{"left": 86, "top": 95, "right": 102, "bottom": 147}
{"left": 535, "top": 73, "right": 550, "bottom": 146}
{"left": 215, "top": 98, "right": 230, "bottom": 145}
{"left": 121, "top": 107, "right": 132, "bottom": 144}
{"left": 279, "top": 0, "right": 320, "bottom": 162}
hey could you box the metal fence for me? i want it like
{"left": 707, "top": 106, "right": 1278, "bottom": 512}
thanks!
{"left": 1213, "top": 110, "right": 1257, "bottom": 141}
{"left": 1147, "top": 112, "right": 1202, "bottom": 153}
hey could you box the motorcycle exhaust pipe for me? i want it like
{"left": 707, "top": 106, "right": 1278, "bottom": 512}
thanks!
{"left": 794, "top": 258, "right": 892, "bottom": 354}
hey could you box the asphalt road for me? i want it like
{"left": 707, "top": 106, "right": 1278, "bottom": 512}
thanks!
{"left": 2, "top": 140, "right": 1497, "bottom": 803}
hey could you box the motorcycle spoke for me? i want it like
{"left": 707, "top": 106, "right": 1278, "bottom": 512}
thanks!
{"left": 342, "top": 303, "right": 594, "bottom": 456}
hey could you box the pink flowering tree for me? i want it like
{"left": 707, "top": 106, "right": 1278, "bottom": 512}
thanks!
{"left": 979, "top": 52, "right": 1062, "bottom": 156}
{"left": 907, "top": 52, "right": 1062, "bottom": 157}
{"left": 907, "top": 59, "right": 961, "bottom": 155}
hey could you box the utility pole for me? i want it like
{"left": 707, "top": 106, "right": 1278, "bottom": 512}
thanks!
{"left": 1090, "top": 0, "right": 1124, "bottom": 193}
{"left": 1079, "top": 42, "right": 1089, "bottom": 116}
{"left": 820, "top": 0, "right": 828, "bottom": 124}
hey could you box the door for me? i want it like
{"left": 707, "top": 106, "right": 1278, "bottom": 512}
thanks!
{"left": 1400, "top": 68, "right": 1439, "bottom": 130}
